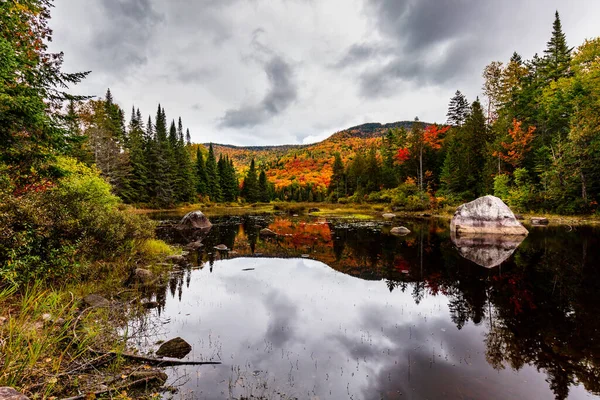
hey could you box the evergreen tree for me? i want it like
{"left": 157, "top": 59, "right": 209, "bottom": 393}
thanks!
{"left": 152, "top": 105, "right": 175, "bottom": 206}
{"left": 365, "top": 146, "right": 381, "bottom": 193}
{"left": 195, "top": 148, "right": 209, "bottom": 197}
{"left": 186, "top": 128, "right": 192, "bottom": 146}
{"left": 205, "top": 144, "right": 221, "bottom": 201}
{"left": 542, "top": 11, "right": 572, "bottom": 83}
{"left": 381, "top": 129, "right": 398, "bottom": 189}
{"left": 242, "top": 158, "right": 259, "bottom": 203}
{"left": 328, "top": 152, "right": 346, "bottom": 199}
{"left": 126, "top": 107, "right": 148, "bottom": 202}
{"left": 258, "top": 170, "right": 270, "bottom": 202}
{"left": 174, "top": 118, "right": 195, "bottom": 202}
{"left": 446, "top": 90, "right": 470, "bottom": 126}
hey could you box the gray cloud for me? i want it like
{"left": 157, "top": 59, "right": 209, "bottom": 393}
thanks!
{"left": 339, "top": 0, "right": 507, "bottom": 97}
{"left": 93, "top": 0, "right": 162, "bottom": 74}
{"left": 49, "top": 0, "right": 600, "bottom": 145}
{"left": 220, "top": 56, "right": 297, "bottom": 128}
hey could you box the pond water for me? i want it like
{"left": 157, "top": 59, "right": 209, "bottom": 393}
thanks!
{"left": 132, "top": 214, "right": 600, "bottom": 399}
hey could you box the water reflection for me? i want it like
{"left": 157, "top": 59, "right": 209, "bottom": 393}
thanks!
{"left": 133, "top": 216, "right": 600, "bottom": 399}
{"left": 451, "top": 232, "right": 527, "bottom": 268}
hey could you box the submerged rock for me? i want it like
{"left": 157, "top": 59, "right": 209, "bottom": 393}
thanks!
{"left": 452, "top": 233, "right": 526, "bottom": 268}
{"left": 259, "top": 228, "right": 278, "bottom": 237}
{"left": 382, "top": 213, "right": 396, "bottom": 219}
{"left": 177, "top": 211, "right": 212, "bottom": 230}
{"left": 0, "top": 387, "right": 29, "bottom": 400}
{"left": 155, "top": 337, "right": 192, "bottom": 359}
{"left": 308, "top": 208, "right": 320, "bottom": 213}
{"left": 390, "top": 226, "right": 411, "bottom": 235}
{"left": 83, "top": 294, "right": 109, "bottom": 308}
{"left": 165, "top": 255, "right": 186, "bottom": 266}
{"left": 214, "top": 244, "right": 229, "bottom": 251}
{"left": 184, "top": 240, "right": 204, "bottom": 251}
{"left": 451, "top": 195, "right": 528, "bottom": 236}
{"left": 531, "top": 217, "right": 549, "bottom": 225}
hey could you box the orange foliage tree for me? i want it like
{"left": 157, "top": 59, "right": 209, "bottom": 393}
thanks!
{"left": 493, "top": 119, "right": 535, "bottom": 169}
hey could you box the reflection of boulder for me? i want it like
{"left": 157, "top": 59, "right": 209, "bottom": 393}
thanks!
{"left": 451, "top": 196, "right": 528, "bottom": 236}
{"left": 451, "top": 232, "right": 525, "bottom": 268}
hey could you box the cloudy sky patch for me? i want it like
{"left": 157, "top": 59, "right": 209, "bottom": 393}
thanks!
{"left": 49, "top": 0, "right": 600, "bottom": 145}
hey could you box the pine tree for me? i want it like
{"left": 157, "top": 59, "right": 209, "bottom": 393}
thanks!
{"left": 542, "top": 11, "right": 572, "bottom": 83}
{"left": 152, "top": 105, "right": 175, "bottom": 206}
{"left": 186, "top": 128, "right": 192, "bottom": 146}
{"left": 242, "top": 159, "right": 259, "bottom": 203}
{"left": 328, "top": 152, "right": 346, "bottom": 199}
{"left": 127, "top": 107, "right": 148, "bottom": 202}
{"left": 365, "top": 146, "right": 381, "bottom": 193}
{"left": 258, "top": 170, "right": 270, "bottom": 202}
{"left": 174, "top": 117, "right": 195, "bottom": 202}
{"left": 195, "top": 148, "right": 209, "bottom": 197}
{"left": 381, "top": 129, "right": 398, "bottom": 189}
{"left": 446, "top": 90, "right": 470, "bottom": 127}
{"left": 205, "top": 143, "right": 221, "bottom": 202}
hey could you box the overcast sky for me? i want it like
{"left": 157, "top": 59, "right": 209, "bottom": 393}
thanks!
{"left": 49, "top": 0, "right": 600, "bottom": 146}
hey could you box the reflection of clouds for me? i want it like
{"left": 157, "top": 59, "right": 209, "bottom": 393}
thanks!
{"left": 150, "top": 258, "right": 565, "bottom": 399}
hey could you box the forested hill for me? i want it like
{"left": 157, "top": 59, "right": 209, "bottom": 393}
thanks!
{"left": 208, "top": 120, "right": 421, "bottom": 191}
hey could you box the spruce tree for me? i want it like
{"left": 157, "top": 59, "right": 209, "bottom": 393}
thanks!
{"left": 365, "top": 146, "right": 381, "bottom": 193}
{"left": 329, "top": 152, "right": 346, "bottom": 199}
{"left": 205, "top": 144, "right": 221, "bottom": 202}
{"left": 542, "top": 11, "right": 572, "bottom": 83}
{"left": 126, "top": 108, "right": 148, "bottom": 202}
{"left": 174, "top": 118, "right": 195, "bottom": 202}
{"left": 242, "top": 158, "right": 259, "bottom": 203}
{"left": 446, "top": 90, "right": 470, "bottom": 127}
{"left": 196, "top": 148, "right": 209, "bottom": 197}
{"left": 152, "top": 105, "right": 175, "bottom": 206}
{"left": 258, "top": 170, "right": 270, "bottom": 202}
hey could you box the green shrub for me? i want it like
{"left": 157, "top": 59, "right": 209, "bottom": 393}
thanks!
{"left": 0, "top": 157, "right": 154, "bottom": 285}
{"left": 493, "top": 174, "right": 511, "bottom": 202}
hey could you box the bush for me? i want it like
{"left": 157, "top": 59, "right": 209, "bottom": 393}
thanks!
{"left": 0, "top": 157, "right": 155, "bottom": 285}
{"left": 493, "top": 174, "right": 511, "bottom": 202}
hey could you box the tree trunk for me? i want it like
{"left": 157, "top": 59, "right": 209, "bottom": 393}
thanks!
{"left": 581, "top": 169, "right": 587, "bottom": 203}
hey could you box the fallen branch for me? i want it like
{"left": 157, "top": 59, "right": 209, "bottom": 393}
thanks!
{"left": 87, "top": 348, "right": 221, "bottom": 367}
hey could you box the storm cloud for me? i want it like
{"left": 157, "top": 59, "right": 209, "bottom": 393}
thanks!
{"left": 220, "top": 55, "right": 297, "bottom": 128}
{"left": 49, "top": 0, "right": 600, "bottom": 145}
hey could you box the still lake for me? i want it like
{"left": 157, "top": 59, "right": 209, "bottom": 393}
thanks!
{"left": 130, "top": 214, "right": 600, "bottom": 399}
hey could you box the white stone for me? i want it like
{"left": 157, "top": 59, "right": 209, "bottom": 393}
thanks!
{"left": 450, "top": 195, "right": 528, "bottom": 236}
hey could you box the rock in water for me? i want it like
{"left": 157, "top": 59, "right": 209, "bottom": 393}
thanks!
{"left": 0, "top": 387, "right": 29, "bottom": 400}
{"left": 390, "top": 227, "right": 411, "bottom": 235}
{"left": 177, "top": 211, "right": 212, "bottom": 230}
{"left": 382, "top": 213, "right": 396, "bottom": 220}
{"left": 83, "top": 294, "right": 110, "bottom": 308}
{"left": 259, "top": 228, "right": 277, "bottom": 237}
{"left": 450, "top": 195, "right": 528, "bottom": 236}
{"left": 214, "top": 244, "right": 229, "bottom": 251}
{"left": 531, "top": 217, "right": 549, "bottom": 225}
{"left": 155, "top": 337, "right": 192, "bottom": 359}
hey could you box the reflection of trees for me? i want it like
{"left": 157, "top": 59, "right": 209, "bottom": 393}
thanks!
{"left": 481, "top": 228, "right": 600, "bottom": 400}
{"left": 157, "top": 216, "right": 600, "bottom": 400}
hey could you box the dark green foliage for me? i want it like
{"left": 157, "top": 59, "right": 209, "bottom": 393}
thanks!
{"left": 206, "top": 144, "right": 222, "bottom": 202}
{"left": 328, "top": 152, "right": 346, "bottom": 200}
{"left": 241, "top": 159, "right": 259, "bottom": 203}
{"left": 258, "top": 170, "right": 271, "bottom": 202}
{"left": 196, "top": 148, "right": 209, "bottom": 196}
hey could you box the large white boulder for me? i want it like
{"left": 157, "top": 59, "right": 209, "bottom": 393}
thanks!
{"left": 450, "top": 195, "right": 528, "bottom": 236}
{"left": 177, "top": 211, "right": 212, "bottom": 230}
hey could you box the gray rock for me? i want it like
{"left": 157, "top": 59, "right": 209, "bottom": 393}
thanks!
{"left": 83, "top": 294, "right": 109, "bottom": 308}
{"left": 185, "top": 241, "right": 204, "bottom": 251}
{"left": 382, "top": 213, "right": 396, "bottom": 219}
{"left": 259, "top": 228, "right": 278, "bottom": 237}
{"left": 390, "top": 227, "right": 411, "bottom": 235}
{"left": 134, "top": 268, "right": 154, "bottom": 283}
{"left": 214, "top": 244, "right": 228, "bottom": 251}
{"left": 155, "top": 337, "right": 192, "bottom": 359}
{"left": 531, "top": 217, "right": 549, "bottom": 225}
{"left": 452, "top": 233, "right": 526, "bottom": 268}
{"left": 177, "top": 211, "right": 212, "bottom": 230}
{"left": 0, "top": 388, "right": 29, "bottom": 400}
{"left": 451, "top": 195, "right": 528, "bottom": 236}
